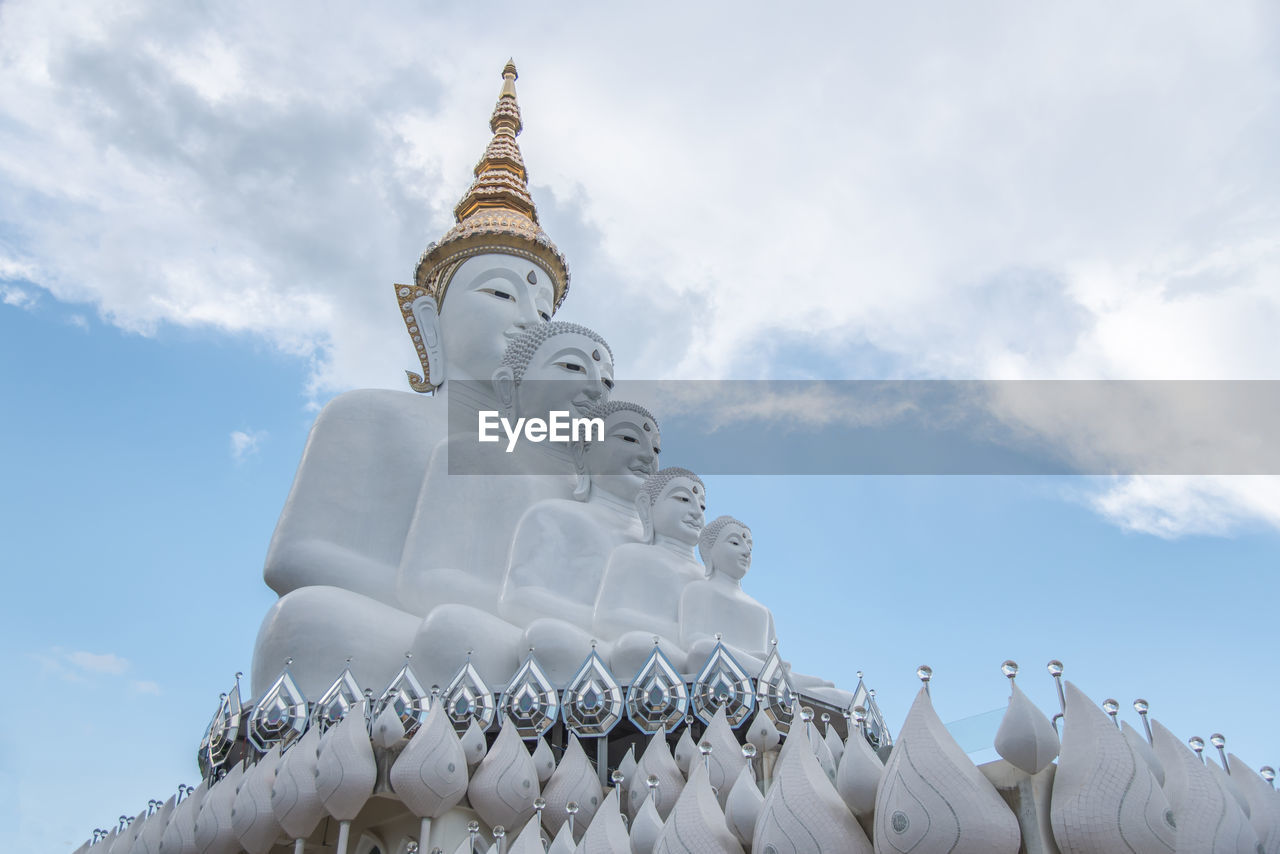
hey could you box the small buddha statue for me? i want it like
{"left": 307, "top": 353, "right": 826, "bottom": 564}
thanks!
{"left": 497, "top": 401, "right": 660, "bottom": 680}
{"left": 679, "top": 516, "right": 774, "bottom": 673}
{"left": 592, "top": 468, "right": 706, "bottom": 676}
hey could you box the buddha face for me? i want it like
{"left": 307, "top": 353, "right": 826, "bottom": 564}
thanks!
{"left": 649, "top": 476, "right": 706, "bottom": 546}
{"left": 709, "top": 524, "right": 752, "bottom": 581}
{"left": 584, "top": 410, "right": 661, "bottom": 502}
{"left": 508, "top": 331, "right": 615, "bottom": 422}
{"left": 439, "top": 253, "right": 554, "bottom": 384}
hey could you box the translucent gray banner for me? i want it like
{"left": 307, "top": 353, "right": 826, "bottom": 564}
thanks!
{"left": 446, "top": 380, "right": 1280, "bottom": 475}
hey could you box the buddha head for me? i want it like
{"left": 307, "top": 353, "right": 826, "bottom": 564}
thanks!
{"left": 399, "top": 62, "right": 570, "bottom": 393}
{"left": 698, "top": 516, "right": 752, "bottom": 582}
{"left": 493, "top": 321, "right": 615, "bottom": 423}
{"left": 571, "top": 400, "right": 661, "bottom": 503}
{"left": 635, "top": 467, "right": 706, "bottom": 547}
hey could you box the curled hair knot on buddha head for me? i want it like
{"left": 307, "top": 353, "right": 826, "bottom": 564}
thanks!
{"left": 499, "top": 321, "right": 613, "bottom": 383}
{"left": 637, "top": 467, "right": 704, "bottom": 507}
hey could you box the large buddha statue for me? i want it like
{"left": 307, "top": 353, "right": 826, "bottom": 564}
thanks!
{"left": 251, "top": 61, "right": 573, "bottom": 698}
{"left": 679, "top": 516, "right": 775, "bottom": 672}
{"left": 592, "top": 468, "right": 707, "bottom": 675}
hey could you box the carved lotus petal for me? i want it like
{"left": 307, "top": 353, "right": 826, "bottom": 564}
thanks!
{"left": 653, "top": 761, "right": 744, "bottom": 854}
{"left": 134, "top": 794, "right": 175, "bottom": 854}
{"left": 1050, "top": 681, "right": 1175, "bottom": 854}
{"left": 578, "top": 788, "right": 631, "bottom": 854}
{"left": 1121, "top": 720, "right": 1165, "bottom": 787}
{"left": 193, "top": 762, "right": 244, "bottom": 854}
{"left": 674, "top": 725, "right": 697, "bottom": 776}
{"left": 541, "top": 734, "right": 604, "bottom": 839}
{"left": 372, "top": 699, "right": 407, "bottom": 749}
{"left": 531, "top": 735, "right": 557, "bottom": 783}
{"left": 993, "top": 679, "right": 1059, "bottom": 775}
{"left": 823, "top": 722, "right": 845, "bottom": 768}
{"left": 389, "top": 701, "right": 469, "bottom": 819}
{"left": 744, "top": 708, "right": 781, "bottom": 755}
{"left": 629, "top": 731, "right": 685, "bottom": 820}
{"left": 468, "top": 718, "right": 540, "bottom": 829}
{"left": 724, "top": 764, "right": 763, "bottom": 849}
{"left": 702, "top": 705, "right": 748, "bottom": 809}
{"left": 231, "top": 746, "right": 283, "bottom": 854}
{"left": 809, "top": 722, "right": 837, "bottom": 784}
{"left": 1151, "top": 718, "right": 1256, "bottom": 853}
{"left": 875, "top": 686, "right": 1019, "bottom": 854}
{"left": 461, "top": 716, "right": 489, "bottom": 767}
{"left": 314, "top": 699, "right": 377, "bottom": 821}
{"left": 629, "top": 793, "right": 665, "bottom": 854}
{"left": 507, "top": 815, "right": 549, "bottom": 854}
{"left": 159, "top": 780, "right": 206, "bottom": 854}
{"left": 755, "top": 716, "right": 870, "bottom": 854}
{"left": 1227, "top": 753, "right": 1280, "bottom": 853}
{"left": 1208, "top": 754, "right": 1252, "bottom": 820}
{"left": 111, "top": 808, "right": 147, "bottom": 853}
{"left": 546, "top": 822, "right": 576, "bottom": 854}
{"left": 270, "top": 724, "right": 325, "bottom": 840}
{"left": 835, "top": 726, "right": 883, "bottom": 818}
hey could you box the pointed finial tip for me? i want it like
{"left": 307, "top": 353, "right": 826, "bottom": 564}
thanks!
{"left": 503, "top": 59, "right": 518, "bottom": 79}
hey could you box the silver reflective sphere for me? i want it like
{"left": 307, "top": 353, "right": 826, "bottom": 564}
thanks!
{"left": 1260, "top": 766, "right": 1276, "bottom": 783}
{"left": 610, "top": 770, "right": 626, "bottom": 785}
{"left": 1133, "top": 698, "right": 1150, "bottom": 714}
{"left": 1001, "top": 660, "right": 1019, "bottom": 679}
{"left": 1210, "top": 733, "right": 1225, "bottom": 749}
{"left": 916, "top": 665, "right": 933, "bottom": 683}
{"left": 852, "top": 705, "right": 867, "bottom": 724}
{"left": 533, "top": 797, "right": 546, "bottom": 811}
{"left": 1102, "top": 699, "right": 1120, "bottom": 716}
{"left": 1046, "top": 660, "right": 1064, "bottom": 677}
{"left": 742, "top": 743, "right": 757, "bottom": 759}
{"left": 1188, "top": 736, "right": 1205, "bottom": 752}
{"left": 699, "top": 740, "right": 713, "bottom": 756}
{"left": 646, "top": 774, "right": 660, "bottom": 789}
{"left": 566, "top": 802, "right": 579, "bottom": 815}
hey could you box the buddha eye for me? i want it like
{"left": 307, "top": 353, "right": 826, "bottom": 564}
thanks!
{"left": 621, "top": 435, "right": 639, "bottom": 444}
{"left": 556, "top": 361, "right": 585, "bottom": 373}
{"left": 538, "top": 311, "right": 551, "bottom": 321}
{"left": 481, "top": 288, "right": 515, "bottom": 301}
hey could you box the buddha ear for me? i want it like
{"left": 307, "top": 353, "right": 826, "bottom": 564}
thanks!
{"left": 571, "top": 440, "right": 591, "bottom": 502}
{"left": 410, "top": 295, "right": 446, "bottom": 386}
{"left": 492, "top": 366, "right": 517, "bottom": 418}
{"left": 635, "top": 492, "right": 654, "bottom": 543}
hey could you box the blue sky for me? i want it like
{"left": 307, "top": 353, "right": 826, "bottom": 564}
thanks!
{"left": 2, "top": 2, "right": 1278, "bottom": 850}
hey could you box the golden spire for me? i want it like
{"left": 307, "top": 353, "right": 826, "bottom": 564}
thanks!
{"left": 399, "top": 61, "right": 570, "bottom": 392}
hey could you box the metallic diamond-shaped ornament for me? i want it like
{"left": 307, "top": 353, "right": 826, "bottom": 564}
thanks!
{"left": 246, "top": 664, "right": 308, "bottom": 752}
{"left": 444, "top": 657, "right": 496, "bottom": 735}
{"left": 202, "top": 675, "right": 244, "bottom": 775}
{"left": 625, "top": 643, "right": 689, "bottom": 734}
{"left": 499, "top": 650, "right": 559, "bottom": 739}
{"left": 562, "top": 647, "right": 623, "bottom": 737}
{"left": 692, "top": 641, "right": 755, "bottom": 727}
{"left": 375, "top": 657, "right": 430, "bottom": 739}
{"left": 755, "top": 641, "right": 796, "bottom": 734}
{"left": 312, "top": 665, "right": 363, "bottom": 733}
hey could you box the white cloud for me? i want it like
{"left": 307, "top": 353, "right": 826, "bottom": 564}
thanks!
{"left": 66, "top": 650, "right": 130, "bottom": 675}
{"left": 230, "top": 429, "right": 266, "bottom": 462}
{"left": 131, "top": 680, "right": 162, "bottom": 695}
{"left": 0, "top": 1, "right": 1276, "bottom": 530}
{"left": 67, "top": 313, "right": 88, "bottom": 329}
{"left": 1, "top": 285, "right": 36, "bottom": 309}
{"left": 1085, "top": 475, "right": 1280, "bottom": 539}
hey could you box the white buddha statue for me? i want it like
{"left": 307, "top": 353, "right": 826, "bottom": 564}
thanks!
{"left": 396, "top": 320, "right": 615, "bottom": 618}
{"left": 679, "top": 516, "right": 775, "bottom": 673}
{"left": 403, "top": 322, "right": 617, "bottom": 688}
{"left": 251, "top": 61, "right": 573, "bottom": 698}
{"left": 496, "top": 401, "right": 661, "bottom": 680}
{"left": 592, "top": 468, "right": 707, "bottom": 676}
